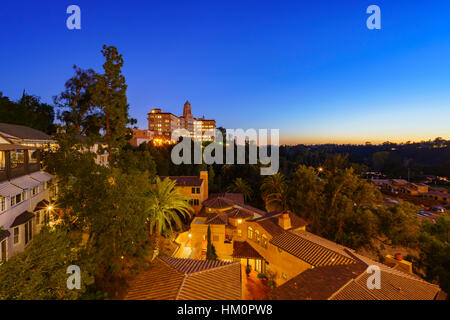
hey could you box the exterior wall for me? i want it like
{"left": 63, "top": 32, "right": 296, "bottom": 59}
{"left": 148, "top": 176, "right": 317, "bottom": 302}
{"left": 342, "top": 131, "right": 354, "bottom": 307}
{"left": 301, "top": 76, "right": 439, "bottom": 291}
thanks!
{"left": 130, "top": 129, "right": 154, "bottom": 147}
{"left": 172, "top": 171, "right": 208, "bottom": 215}
{"left": 242, "top": 220, "right": 310, "bottom": 286}
{"left": 189, "top": 219, "right": 232, "bottom": 259}
{"left": 174, "top": 185, "right": 205, "bottom": 214}
{"left": 0, "top": 180, "right": 50, "bottom": 261}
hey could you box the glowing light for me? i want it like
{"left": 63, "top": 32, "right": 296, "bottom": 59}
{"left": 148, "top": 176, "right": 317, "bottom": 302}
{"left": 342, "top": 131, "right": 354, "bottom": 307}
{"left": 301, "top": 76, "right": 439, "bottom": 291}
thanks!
{"left": 47, "top": 205, "right": 53, "bottom": 211}
{"left": 188, "top": 233, "right": 192, "bottom": 238}
{"left": 237, "top": 219, "right": 243, "bottom": 224}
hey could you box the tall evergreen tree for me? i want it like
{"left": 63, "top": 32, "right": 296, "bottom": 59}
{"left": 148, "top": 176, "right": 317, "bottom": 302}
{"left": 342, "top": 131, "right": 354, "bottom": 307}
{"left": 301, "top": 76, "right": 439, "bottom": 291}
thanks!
{"left": 206, "top": 225, "right": 217, "bottom": 261}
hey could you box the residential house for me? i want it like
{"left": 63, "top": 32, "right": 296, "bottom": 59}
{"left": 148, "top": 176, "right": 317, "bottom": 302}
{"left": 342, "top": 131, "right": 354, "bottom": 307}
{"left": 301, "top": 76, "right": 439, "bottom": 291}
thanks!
{"left": 0, "top": 143, "right": 55, "bottom": 262}
{"left": 0, "top": 122, "right": 57, "bottom": 151}
{"left": 158, "top": 171, "right": 209, "bottom": 214}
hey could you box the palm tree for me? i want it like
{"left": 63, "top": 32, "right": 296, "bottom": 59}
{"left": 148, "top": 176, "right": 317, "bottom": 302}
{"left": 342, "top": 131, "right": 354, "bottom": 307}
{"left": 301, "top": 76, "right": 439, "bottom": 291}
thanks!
{"left": 227, "top": 178, "right": 253, "bottom": 202}
{"left": 147, "top": 177, "right": 192, "bottom": 260}
{"left": 260, "top": 173, "right": 288, "bottom": 211}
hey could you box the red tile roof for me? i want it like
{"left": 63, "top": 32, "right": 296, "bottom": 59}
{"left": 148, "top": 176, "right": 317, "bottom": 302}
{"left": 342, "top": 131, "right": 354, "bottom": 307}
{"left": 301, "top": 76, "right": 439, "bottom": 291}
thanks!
{"left": 232, "top": 241, "right": 264, "bottom": 260}
{"left": 251, "top": 211, "right": 307, "bottom": 237}
{"left": 125, "top": 257, "right": 241, "bottom": 300}
{"left": 270, "top": 231, "right": 356, "bottom": 267}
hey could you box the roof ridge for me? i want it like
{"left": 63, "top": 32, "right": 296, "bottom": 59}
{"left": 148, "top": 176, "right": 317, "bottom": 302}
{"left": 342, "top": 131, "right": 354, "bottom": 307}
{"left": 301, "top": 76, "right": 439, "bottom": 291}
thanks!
{"left": 272, "top": 231, "right": 357, "bottom": 266}
{"left": 188, "top": 261, "right": 240, "bottom": 276}
{"left": 157, "top": 257, "right": 185, "bottom": 276}
{"left": 174, "top": 274, "right": 189, "bottom": 300}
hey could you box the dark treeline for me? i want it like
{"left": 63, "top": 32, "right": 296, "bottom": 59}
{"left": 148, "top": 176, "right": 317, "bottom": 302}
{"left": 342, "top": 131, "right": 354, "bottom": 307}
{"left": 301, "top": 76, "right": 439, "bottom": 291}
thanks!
{"left": 0, "top": 91, "right": 55, "bottom": 134}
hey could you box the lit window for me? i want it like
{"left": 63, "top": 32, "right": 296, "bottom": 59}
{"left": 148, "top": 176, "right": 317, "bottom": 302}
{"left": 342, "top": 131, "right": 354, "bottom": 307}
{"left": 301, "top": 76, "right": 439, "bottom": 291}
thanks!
{"left": 261, "top": 234, "right": 268, "bottom": 248}
{"left": 28, "top": 150, "right": 39, "bottom": 164}
{"left": 10, "top": 150, "right": 25, "bottom": 168}
{"left": 247, "top": 226, "right": 253, "bottom": 240}
{"left": 0, "top": 151, "right": 5, "bottom": 170}
{"left": 255, "top": 230, "right": 260, "bottom": 244}
{"left": 0, "top": 196, "right": 5, "bottom": 212}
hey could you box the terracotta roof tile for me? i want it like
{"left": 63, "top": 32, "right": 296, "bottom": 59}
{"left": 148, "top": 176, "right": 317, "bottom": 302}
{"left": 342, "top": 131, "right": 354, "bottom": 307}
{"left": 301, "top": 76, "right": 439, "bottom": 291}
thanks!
{"left": 251, "top": 211, "right": 307, "bottom": 237}
{"left": 269, "top": 262, "right": 367, "bottom": 300}
{"left": 205, "top": 213, "right": 228, "bottom": 225}
{"left": 202, "top": 197, "right": 235, "bottom": 209}
{"left": 232, "top": 241, "right": 264, "bottom": 260}
{"left": 159, "top": 257, "right": 231, "bottom": 274}
{"left": 125, "top": 257, "right": 241, "bottom": 300}
{"left": 270, "top": 232, "right": 356, "bottom": 267}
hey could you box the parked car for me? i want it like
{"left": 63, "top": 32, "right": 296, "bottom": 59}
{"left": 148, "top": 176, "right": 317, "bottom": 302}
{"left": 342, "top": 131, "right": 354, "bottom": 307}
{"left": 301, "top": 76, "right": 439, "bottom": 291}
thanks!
{"left": 431, "top": 206, "right": 446, "bottom": 214}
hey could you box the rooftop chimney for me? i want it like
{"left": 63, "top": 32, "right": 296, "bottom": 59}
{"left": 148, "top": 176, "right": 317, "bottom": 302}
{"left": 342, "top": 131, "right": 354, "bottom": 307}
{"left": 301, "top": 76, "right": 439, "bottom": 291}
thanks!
{"left": 385, "top": 253, "right": 412, "bottom": 274}
{"left": 278, "top": 211, "right": 292, "bottom": 230}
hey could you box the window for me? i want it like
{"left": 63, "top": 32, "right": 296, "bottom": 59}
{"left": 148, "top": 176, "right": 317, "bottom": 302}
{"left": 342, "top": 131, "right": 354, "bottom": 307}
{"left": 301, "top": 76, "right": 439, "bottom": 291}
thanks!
{"left": 25, "top": 220, "right": 32, "bottom": 245}
{"left": 22, "top": 191, "right": 27, "bottom": 201}
{"left": 237, "top": 229, "right": 242, "bottom": 237}
{"left": 247, "top": 226, "right": 253, "bottom": 240}
{"left": 28, "top": 150, "right": 39, "bottom": 164}
{"left": 191, "top": 187, "right": 200, "bottom": 194}
{"left": 213, "top": 235, "right": 219, "bottom": 242}
{"left": 0, "top": 196, "right": 5, "bottom": 212}
{"left": 254, "top": 230, "right": 260, "bottom": 244}
{"left": 10, "top": 150, "right": 25, "bottom": 168}
{"left": 13, "top": 227, "right": 19, "bottom": 244}
{"left": 31, "top": 186, "right": 39, "bottom": 197}
{"left": 261, "top": 234, "right": 268, "bottom": 248}
{"left": 0, "top": 239, "right": 6, "bottom": 262}
{"left": 0, "top": 151, "right": 5, "bottom": 170}
{"left": 36, "top": 212, "right": 40, "bottom": 225}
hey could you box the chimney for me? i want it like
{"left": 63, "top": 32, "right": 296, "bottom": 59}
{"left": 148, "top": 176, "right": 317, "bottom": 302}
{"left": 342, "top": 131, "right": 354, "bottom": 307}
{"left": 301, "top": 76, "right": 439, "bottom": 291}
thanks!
{"left": 278, "top": 211, "right": 292, "bottom": 230}
{"left": 385, "top": 253, "right": 413, "bottom": 274}
{"left": 200, "top": 170, "right": 208, "bottom": 200}
{"left": 394, "top": 253, "right": 403, "bottom": 261}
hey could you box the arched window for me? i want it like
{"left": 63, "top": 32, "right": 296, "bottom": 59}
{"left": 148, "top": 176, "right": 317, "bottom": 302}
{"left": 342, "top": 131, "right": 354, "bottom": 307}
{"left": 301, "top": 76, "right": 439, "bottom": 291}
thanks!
{"left": 247, "top": 226, "right": 253, "bottom": 240}
{"left": 255, "top": 230, "right": 260, "bottom": 244}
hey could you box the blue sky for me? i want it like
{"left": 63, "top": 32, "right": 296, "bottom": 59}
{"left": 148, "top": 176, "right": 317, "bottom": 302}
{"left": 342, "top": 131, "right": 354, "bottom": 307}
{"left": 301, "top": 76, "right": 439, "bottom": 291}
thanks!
{"left": 1, "top": 0, "right": 450, "bottom": 144}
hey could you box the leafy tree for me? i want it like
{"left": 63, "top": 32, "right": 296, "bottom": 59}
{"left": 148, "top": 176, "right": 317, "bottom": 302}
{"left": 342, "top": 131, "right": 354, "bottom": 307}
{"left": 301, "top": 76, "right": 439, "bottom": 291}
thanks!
{"left": 53, "top": 66, "right": 102, "bottom": 137}
{"left": 415, "top": 216, "right": 450, "bottom": 296}
{"left": 206, "top": 225, "right": 217, "bottom": 260}
{"left": 147, "top": 177, "right": 192, "bottom": 259}
{"left": 289, "top": 165, "right": 325, "bottom": 225}
{"left": 227, "top": 177, "right": 253, "bottom": 202}
{"left": 0, "top": 226, "right": 93, "bottom": 299}
{"left": 0, "top": 91, "right": 55, "bottom": 134}
{"left": 116, "top": 147, "right": 157, "bottom": 175}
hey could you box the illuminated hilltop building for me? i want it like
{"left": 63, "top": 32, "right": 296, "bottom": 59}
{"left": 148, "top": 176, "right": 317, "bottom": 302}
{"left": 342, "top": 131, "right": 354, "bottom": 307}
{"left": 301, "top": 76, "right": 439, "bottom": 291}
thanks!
{"left": 147, "top": 101, "right": 216, "bottom": 143}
